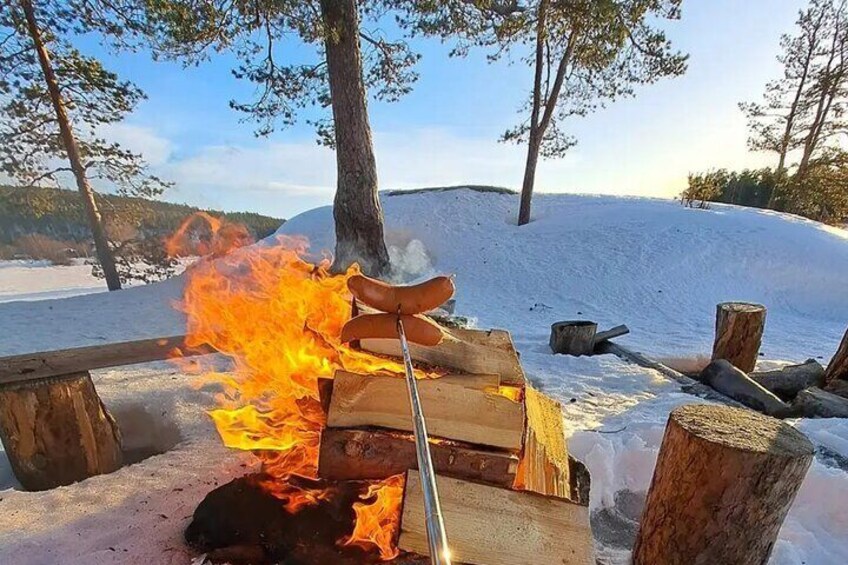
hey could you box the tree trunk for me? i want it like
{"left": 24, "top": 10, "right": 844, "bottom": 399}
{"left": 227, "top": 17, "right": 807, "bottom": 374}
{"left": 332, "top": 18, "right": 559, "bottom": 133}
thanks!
{"left": 633, "top": 404, "right": 813, "bottom": 565}
{"left": 711, "top": 302, "right": 766, "bottom": 372}
{"left": 824, "top": 327, "right": 848, "bottom": 386}
{"left": 21, "top": 0, "right": 122, "bottom": 291}
{"left": 0, "top": 372, "right": 123, "bottom": 490}
{"left": 518, "top": 136, "right": 541, "bottom": 226}
{"left": 320, "top": 0, "right": 389, "bottom": 277}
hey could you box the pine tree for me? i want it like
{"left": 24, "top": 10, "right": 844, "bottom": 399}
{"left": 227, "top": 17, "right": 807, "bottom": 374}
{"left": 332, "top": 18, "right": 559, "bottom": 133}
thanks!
{"left": 0, "top": 0, "right": 169, "bottom": 289}
{"left": 401, "top": 0, "right": 687, "bottom": 225}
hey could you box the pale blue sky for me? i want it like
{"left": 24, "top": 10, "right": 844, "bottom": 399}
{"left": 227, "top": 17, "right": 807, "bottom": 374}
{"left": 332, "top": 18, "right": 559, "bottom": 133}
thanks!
{"left": 82, "top": 0, "right": 806, "bottom": 218}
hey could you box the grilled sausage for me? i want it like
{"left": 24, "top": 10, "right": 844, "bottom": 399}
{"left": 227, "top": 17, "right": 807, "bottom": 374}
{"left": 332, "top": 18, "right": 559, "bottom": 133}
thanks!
{"left": 340, "top": 313, "right": 444, "bottom": 346}
{"left": 347, "top": 274, "right": 454, "bottom": 315}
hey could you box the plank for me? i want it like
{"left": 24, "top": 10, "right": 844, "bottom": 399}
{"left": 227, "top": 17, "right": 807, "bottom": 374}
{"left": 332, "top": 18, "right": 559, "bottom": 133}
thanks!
{"left": 327, "top": 370, "right": 522, "bottom": 450}
{"left": 399, "top": 470, "right": 594, "bottom": 565}
{"left": 0, "top": 335, "right": 215, "bottom": 386}
{"left": 359, "top": 327, "right": 525, "bottom": 386}
{"left": 317, "top": 427, "right": 517, "bottom": 488}
{"left": 517, "top": 385, "right": 571, "bottom": 500}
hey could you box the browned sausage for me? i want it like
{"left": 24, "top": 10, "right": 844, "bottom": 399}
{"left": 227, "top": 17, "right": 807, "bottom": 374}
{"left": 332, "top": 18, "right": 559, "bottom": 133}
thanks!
{"left": 340, "top": 313, "right": 444, "bottom": 346}
{"left": 347, "top": 274, "right": 455, "bottom": 315}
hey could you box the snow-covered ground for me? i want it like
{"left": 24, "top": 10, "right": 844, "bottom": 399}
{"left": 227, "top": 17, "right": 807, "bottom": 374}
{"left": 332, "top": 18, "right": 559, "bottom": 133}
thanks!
{"left": 0, "top": 189, "right": 846, "bottom": 564}
{"left": 0, "top": 259, "right": 111, "bottom": 302}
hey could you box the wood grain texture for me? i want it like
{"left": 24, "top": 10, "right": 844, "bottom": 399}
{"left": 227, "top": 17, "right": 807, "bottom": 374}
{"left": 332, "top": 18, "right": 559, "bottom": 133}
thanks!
{"left": 0, "top": 371, "right": 123, "bottom": 490}
{"left": 399, "top": 470, "right": 594, "bottom": 565}
{"left": 633, "top": 404, "right": 813, "bottom": 565}
{"left": 359, "top": 327, "right": 525, "bottom": 386}
{"left": 517, "top": 385, "right": 572, "bottom": 500}
{"left": 0, "top": 335, "right": 214, "bottom": 386}
{"left": 327, "top": 370, "right": 523, "bottom": 450}
{"left": 317, "top": 427, "right": 517, "bottom": 487}
{"left": 711, "top": 302, "right": 766, "bottom": 373}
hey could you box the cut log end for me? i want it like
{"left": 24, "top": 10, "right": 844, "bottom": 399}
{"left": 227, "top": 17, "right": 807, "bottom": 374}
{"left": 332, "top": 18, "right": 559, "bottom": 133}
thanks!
{"left": 633, "top": 404, "right": 813, "bottom": 565}
{"left": 671, "top": 404, "right": 812, "bottom": 456}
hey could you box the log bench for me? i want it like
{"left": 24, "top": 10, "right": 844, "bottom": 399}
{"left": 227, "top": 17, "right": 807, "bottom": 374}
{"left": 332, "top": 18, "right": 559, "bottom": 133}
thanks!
{"left": 0, "top": 335, "right": 214, "bottom": 490}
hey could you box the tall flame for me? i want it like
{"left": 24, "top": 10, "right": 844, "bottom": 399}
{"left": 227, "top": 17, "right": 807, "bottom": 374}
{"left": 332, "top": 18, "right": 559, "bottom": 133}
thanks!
{"left": 178, "top": 232, "right": 409, "bottom": 558}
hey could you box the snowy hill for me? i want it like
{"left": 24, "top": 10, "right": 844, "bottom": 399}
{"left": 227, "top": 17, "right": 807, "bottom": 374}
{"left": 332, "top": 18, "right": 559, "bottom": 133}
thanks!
{"left": 0, "top": 188, "right": 846, "bottom": 564}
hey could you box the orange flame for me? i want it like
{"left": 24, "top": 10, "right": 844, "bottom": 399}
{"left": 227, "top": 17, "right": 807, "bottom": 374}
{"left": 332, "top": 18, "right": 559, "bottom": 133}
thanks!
{"left": 178, "top": 233, "right": 410, "bottom": 558}
{"left": 166, "top": 212, "right": 253, "bottom": 258}
{"left": 341, "top": 474, "right": 405, "bottom": 560}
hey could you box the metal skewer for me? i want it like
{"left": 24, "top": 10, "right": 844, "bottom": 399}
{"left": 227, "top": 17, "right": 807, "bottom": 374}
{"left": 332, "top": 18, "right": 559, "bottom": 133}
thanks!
{"left": 396, "top": 314, "right": 452, "bottom": 565}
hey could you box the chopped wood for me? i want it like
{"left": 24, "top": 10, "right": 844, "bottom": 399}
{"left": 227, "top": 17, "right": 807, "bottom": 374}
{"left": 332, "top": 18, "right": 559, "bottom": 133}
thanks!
{"left": 517, "top": 385, "right": 571, "bottom": 501}
{"left": 549, "top": 321, "right": 597, "bottom": 356}
{"left": 0, "top": 371, "right": 123, "bottom": 490}
{"left": 711, "top": 302, "right": 766, "bottom": 372}
{"left": 698, "top": 359, "right": 791, "bottom": 417}
{"left": 399, "top": 470, "right": 594, "bottom": 565}
{"left": 794, "top": 386, "right": 848, "bottom": 418}
{"left": 359, "top": 327, "right": 525, "bottom": 386}
{"left": 749, "top": 359, "right": 825, "bottom": 400}
{"left": 633, "top": 404, "right": 813, "bottom": 565}
{"left": 0, "top": 335, "right": 214, "bottom": 387}
{"left": 824, "top": 328, "right": 848, "bottom": 386}
{"left": 317, "top": 428, "right": 517, "bottom": 488}
{"left": 326, "top": 370, "right": 522, "bottom": 450}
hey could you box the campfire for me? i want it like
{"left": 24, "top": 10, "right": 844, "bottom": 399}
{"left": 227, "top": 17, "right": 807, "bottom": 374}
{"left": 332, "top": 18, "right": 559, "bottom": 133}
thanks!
{"left": 174, "top": 225, "right": 592, "bottom": 564}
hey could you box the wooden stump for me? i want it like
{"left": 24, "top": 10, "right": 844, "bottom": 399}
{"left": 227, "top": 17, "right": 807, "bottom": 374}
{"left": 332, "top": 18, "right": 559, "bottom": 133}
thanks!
{"left": 550, "top": 321, "right": 597, "bottom": 356}
{"left": 711, "top": 302, "right": 766, "bottom": 372}
{"left": 632, "top": 404, "right": 813, "bottom": 565}
{"left": 0, "top": 372, "right": 123, "bottom": 490}
{"left": 824, "top": 328, "right": 848, "bottom": 387}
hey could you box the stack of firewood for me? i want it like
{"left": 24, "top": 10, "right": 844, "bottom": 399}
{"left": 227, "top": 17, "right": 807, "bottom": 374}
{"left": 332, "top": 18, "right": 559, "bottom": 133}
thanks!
{"left": 317, "top": 322, "right": 594, "bottom": 564}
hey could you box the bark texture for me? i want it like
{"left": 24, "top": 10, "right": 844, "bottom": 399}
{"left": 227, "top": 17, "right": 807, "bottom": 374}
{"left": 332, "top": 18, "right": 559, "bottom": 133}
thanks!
{"left": 0, "top": 372, "right": 123, "bottom": 490}
{"left": 549, "top": 321, "right": 597, "bottom": 356}
{"left": 824, "top": 328, "right": 848, "bottom": 386}
{"left": 21, "top": 0, "right": 122, "bottom": 290}
{"left": 711, "top": 302, "right": 767, "bottom": 372}
{"left": 632, "top": 404, "right": 813, "bottom": 565}
{"left": 321, "top": 0, "right": 389, "bottom": 276}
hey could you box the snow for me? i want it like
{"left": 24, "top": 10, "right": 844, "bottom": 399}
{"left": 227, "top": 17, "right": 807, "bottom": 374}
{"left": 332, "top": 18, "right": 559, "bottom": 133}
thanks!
{"left": 0, "top": 260, "right": 110, "bottom": 303}
{"left": 1, "top": 188, "right": 847, "bottom": 563}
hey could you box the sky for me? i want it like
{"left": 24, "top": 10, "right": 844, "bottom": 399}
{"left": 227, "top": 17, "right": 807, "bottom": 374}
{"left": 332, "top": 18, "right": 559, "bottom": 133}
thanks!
{"left": 78, "top": 0, "right": 807, "bottom": 219}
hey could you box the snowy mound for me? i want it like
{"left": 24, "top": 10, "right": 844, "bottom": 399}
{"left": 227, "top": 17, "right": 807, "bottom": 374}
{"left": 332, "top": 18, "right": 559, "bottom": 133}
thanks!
{"left": 281, "top": 188, "right": 848, "bottom": 361}
{"left": 1, "top": 188, "right": 846, "bottom": 564}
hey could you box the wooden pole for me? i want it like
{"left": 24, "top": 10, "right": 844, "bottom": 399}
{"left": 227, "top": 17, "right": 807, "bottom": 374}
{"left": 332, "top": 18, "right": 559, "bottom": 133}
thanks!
{"left": 549, "top": 321, "right": 597, "bottom": 356}
{"left": 632, "top": 404, "right": 813, "bottom": 565}
{"left": 0, "top": 372, "right": 123, "bottom": 490}
{"left": 712, "top": 302, "right": 767, "bottom": 372}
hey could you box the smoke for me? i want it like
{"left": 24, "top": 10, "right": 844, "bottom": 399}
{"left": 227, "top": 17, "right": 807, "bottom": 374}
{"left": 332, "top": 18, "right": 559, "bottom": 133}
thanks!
{"left": 387, "top": 238, "right": 434, "bottom": 283}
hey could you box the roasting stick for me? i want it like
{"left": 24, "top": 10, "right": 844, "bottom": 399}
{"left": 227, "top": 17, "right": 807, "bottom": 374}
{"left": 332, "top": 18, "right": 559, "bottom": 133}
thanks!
{"left": 396, "top": 314, "right": 452, "bottom": 565}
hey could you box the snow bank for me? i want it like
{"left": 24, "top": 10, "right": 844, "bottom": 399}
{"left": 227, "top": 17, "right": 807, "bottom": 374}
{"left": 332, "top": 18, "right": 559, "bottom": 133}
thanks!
{"left": 1, "top": 188, "right": 846, "bottom": 563}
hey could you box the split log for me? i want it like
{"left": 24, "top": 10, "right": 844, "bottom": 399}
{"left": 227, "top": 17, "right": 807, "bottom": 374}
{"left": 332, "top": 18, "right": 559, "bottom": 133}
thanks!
{"left": 549, "top": 321, "right": 597, "bottom": 356}
{"left": 794, "top": 386, "right": 848, "bottom": 418}
{"left": 698, "top": 360, "right": 791, "bottom": 417}
{"left": 632, "top": 404, "right": 813, "bottom": 565}
{"left": 824, "top": 327, "right": 848, "bottom": 386}
{"left": 326, "top": 370, "right": 523, "bottom": 450}
{"left": 749, "top": 359, "right": 825, "bottom": 400}
{"left": 0, "top": 335, "right": 215, "bottom": 386}
{"left": 317, "top": 428, "right": 518, "bottom": 488}
{"left": 399, "top": 470, "right": 594, "bottom": 565}
{"left": 359, "top": 327, "right": 525, "bottom": 386}
{"left": 711, "top": 302, "right": 766, "bottom": 372}
{"left": 0, "top": 372, "right": 123, "bottom": 490}
{"left": 517, "top": 385, "right": 571, "bottom": 500}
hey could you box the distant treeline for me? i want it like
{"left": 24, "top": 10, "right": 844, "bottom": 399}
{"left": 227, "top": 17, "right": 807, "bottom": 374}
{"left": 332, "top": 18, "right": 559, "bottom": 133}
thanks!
{"left": 681, "top": 167, "right": 848, "bottom": 225}
{"left": 0, "top": 185, "right": 283, "bottom": 246}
